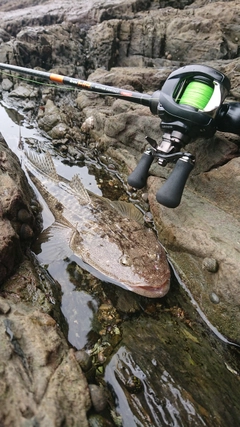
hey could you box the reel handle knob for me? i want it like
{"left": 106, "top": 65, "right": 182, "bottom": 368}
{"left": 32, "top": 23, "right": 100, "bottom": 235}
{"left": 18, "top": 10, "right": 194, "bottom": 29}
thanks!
{"left": 128, "top": 152, "right": 154, "bottom": 189}
{"left": 156, "top": 155, "right": 195, "bottom": 208}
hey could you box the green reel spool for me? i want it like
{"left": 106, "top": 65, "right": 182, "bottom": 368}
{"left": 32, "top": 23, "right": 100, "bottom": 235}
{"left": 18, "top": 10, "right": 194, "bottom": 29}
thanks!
{"left": 179, "top": 80, "right": 214, "bottom": 110}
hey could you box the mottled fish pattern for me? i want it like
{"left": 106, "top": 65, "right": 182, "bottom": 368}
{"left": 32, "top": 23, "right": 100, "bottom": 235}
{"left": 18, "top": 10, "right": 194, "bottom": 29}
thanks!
{"left": 26, "top": 150, "right": 170, "bottom": 298}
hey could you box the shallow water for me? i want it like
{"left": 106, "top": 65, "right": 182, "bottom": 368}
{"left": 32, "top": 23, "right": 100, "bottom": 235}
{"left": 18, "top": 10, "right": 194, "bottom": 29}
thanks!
{"left": 0, "top": 100, "right": 105, "bottom": 348}
{"left": 1, "top": 100, "right": 240, "bottom": 427}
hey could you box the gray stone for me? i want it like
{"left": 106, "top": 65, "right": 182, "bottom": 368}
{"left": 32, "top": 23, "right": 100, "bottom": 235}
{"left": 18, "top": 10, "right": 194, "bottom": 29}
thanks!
{"left": 0, "top": 296, "right": 11, "bottom": 314}
{"left": 2, "top": 78, "right": 13, "bottom": 91}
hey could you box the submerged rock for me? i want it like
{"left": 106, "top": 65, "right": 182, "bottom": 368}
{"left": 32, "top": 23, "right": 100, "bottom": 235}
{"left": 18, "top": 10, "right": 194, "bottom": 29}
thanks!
{"left": 89, "top": 384, "right": 108, "bottom": 413}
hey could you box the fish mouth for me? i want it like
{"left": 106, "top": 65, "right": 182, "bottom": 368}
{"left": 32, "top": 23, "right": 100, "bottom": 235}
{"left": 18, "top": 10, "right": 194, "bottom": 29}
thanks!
{"left": 135, "top": 278, "right": 170, "bottom": 299}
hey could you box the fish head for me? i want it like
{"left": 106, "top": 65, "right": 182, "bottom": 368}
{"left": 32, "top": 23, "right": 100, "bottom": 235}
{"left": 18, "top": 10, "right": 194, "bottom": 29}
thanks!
{"left": 70, "top": 223, "right": 170, "bottom": 299}
{"left": 119, "top": 237, "right": 171, "bottom": 299}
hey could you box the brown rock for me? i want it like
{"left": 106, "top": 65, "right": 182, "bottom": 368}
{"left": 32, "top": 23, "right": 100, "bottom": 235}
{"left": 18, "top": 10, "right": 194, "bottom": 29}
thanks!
{"left": 0, "top": 259, "right": 91, "bottom": 427}
{"left": 0, "top": 135, "right": 40, "bottom": 285}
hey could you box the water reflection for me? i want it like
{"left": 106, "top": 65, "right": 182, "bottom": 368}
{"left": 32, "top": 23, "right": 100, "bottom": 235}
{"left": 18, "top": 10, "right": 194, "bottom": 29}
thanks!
{"left": 0, "top": 101, "right": 102, "bottom": 349}
{"left": 0, "top": 101, "right": 102, "bottom": 195}
{"left": 48, "top": 259, "right": 97, "bottom": 349}
{"left": 105, "top": 346, "right": 208, "bottom": 427}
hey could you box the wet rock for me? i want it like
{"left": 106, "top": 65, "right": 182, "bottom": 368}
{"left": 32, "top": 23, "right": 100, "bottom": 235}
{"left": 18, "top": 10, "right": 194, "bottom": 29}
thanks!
{"left": 0, "top": 257, "right": 91, "bottom": 427}
{"left": 49, "top": 122, "right": 69, "bottom": 139}
{"left": 0, "top": 134, "right": 41, "bottom": 285}
{"left": 0, "top": 28, "right": 10, "bottom": 42}
{"left": 0, "top": 218, "right": 23, "bottom": 283}
{"left": 17, "top": 208, "right": 32, "bottom": 223}
{"left": 125, "top": 375, "right": 143, "bottom": 394}
{"left": 89, "top": 384, "right": 108, "bottom": 412}
{"left": 147, "top": 175, "right": 240, "bottom": 342}
{"left": 75, "top": 349, "right": 93, "bottom": 372}
{"left": 114, "top": 305, "right": 240, "bottom": 427}
{"left": 88, "top": 414, "right": 113, "bottom": 427}
{"left": 19, "top": 223, "right": 34, "bottom": 240}
{"left": 116, "top": 291, "right": 141, "bottom": 314}
{"left": 81, "top": 116, "right": 95, "bottom": 133}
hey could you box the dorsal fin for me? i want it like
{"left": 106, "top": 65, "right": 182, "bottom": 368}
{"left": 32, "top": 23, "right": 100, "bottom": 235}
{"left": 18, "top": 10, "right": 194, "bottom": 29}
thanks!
{"left": 26, "top": 150, "right": 58, "bottom": 181}
{"left": 69, "top": 174, "right": 91, "bottom": 204}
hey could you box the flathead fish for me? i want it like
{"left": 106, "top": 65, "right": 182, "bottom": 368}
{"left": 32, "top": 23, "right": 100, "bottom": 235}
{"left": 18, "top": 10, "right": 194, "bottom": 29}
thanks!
{"left": 26, "top": 150, "right": 170, "bottom": 298}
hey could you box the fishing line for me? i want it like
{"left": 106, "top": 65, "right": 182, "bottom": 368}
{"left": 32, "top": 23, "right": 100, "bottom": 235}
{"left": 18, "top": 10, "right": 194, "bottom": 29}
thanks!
{"left": 0, "top": 70, "right": 77, "bottom": 91}
{"left": 179, "top": 80, "right": 214, "bottom": 110}
{"left": 0, "top": 69, "right": 161, "bottom": 102}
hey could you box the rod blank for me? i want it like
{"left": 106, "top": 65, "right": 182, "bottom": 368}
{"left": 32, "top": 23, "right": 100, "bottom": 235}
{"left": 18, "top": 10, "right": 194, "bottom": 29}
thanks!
{"left": 0, "top": 62, "right": 152, "bottom": 108}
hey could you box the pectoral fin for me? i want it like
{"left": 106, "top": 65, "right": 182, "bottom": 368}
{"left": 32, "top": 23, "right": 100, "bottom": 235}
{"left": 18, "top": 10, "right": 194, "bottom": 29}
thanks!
{"left": 109, "top": 200, "right": 144, "bottom": 224}
{"left": 34, "top": 222, "right": 74, "bottom": 264}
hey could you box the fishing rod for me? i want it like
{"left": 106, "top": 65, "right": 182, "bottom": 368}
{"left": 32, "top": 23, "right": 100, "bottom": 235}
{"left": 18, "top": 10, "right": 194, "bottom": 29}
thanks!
{"left": 0, "top": 62, "right": 155, "bottom": 109}
{"left": 0, "top": 62, "right": 239, "bottom": 207}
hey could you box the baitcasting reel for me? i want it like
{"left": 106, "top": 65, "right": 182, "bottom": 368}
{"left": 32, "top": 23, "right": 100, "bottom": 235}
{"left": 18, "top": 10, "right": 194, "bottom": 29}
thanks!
{"left": 1, "top": 62, "right": 240, "bottom": 208}
{"left": 128, "top": 64, "right": 235, "bottom": 207}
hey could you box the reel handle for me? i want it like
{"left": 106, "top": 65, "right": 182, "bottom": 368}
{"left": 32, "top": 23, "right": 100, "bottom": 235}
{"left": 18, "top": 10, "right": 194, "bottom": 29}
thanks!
{"left": 128, "top": 152, "right": 154, "bottom": 189}
{"left": 156, "top": 155, "right": 195, "bottom": 208}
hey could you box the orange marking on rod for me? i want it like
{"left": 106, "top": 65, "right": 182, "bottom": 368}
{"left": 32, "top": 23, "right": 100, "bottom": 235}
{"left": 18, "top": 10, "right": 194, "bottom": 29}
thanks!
{"left": 120, "top": 91, "right": 132, "bottom": 97}
{"left": 50, "top": 73, "right": 64, "bottom": 83}
{"left": 77, "top": 81, "right": 91, "bottom": 88}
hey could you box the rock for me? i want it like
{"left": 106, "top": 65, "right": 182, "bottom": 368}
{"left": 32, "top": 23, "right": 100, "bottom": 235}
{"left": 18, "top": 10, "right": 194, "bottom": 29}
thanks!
{"left": 118, "top": 310, "right": 240, "bottom": 427}
{"left": 89, "top": 384, "right": 108, "bottom": 412}
{"left": 147, "top": 174, "right": 240, "bottom": 342}
{"left": 1, "top": 78, "right": 13, "bottom": 91}
{"left": 49, "top": 122, "right": 69, "bottom": 139}
{"left": 0, "top": 0, "right": 239, "bottom": 344}
{"left": 0, "top": 28, "right": 10, "bottom": 42}
{"left": 0, "top": 134, "right": 41, "bottom": 285}
{"left": 202, "top": 257, "right": 219, "bottom": 273}
{"left": 0, "top": 0, "right": 239, "bottom": 412}
{"left": 9, "top": 84, "right": 39, "bottom": 99}
{"left": 88, "top": 414, "right": 113, "bottom": 427}
{"left": 0, "top": 257, "right": 91, "bottom": 427}
{"left": 75, "top": 349, "right": 93, "bottom": 372}
{"left": 38, "top": 99, "right": 62, "bottom": 132}
{"left": 189, "top": 156, "right": 240, "bottom": 221}
{"left": 0, "top": 296, "right": 11, "bottom": 314}
{"left": 0, "top": 218, "right": 23, "bottom": 283}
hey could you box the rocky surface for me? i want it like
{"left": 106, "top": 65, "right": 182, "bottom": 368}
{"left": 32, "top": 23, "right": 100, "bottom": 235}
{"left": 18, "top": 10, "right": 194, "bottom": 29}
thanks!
{"left": 0, "top": 256, "right": 91, "bottom": 427}
{"left": 0, "top": 134, "right": 41, "bottom": 285}
{"left": 0, "top": 0, "right": 239, "bottom": 338}
{"left": 0, "top": 0, "right": 240, "bottom": 424}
